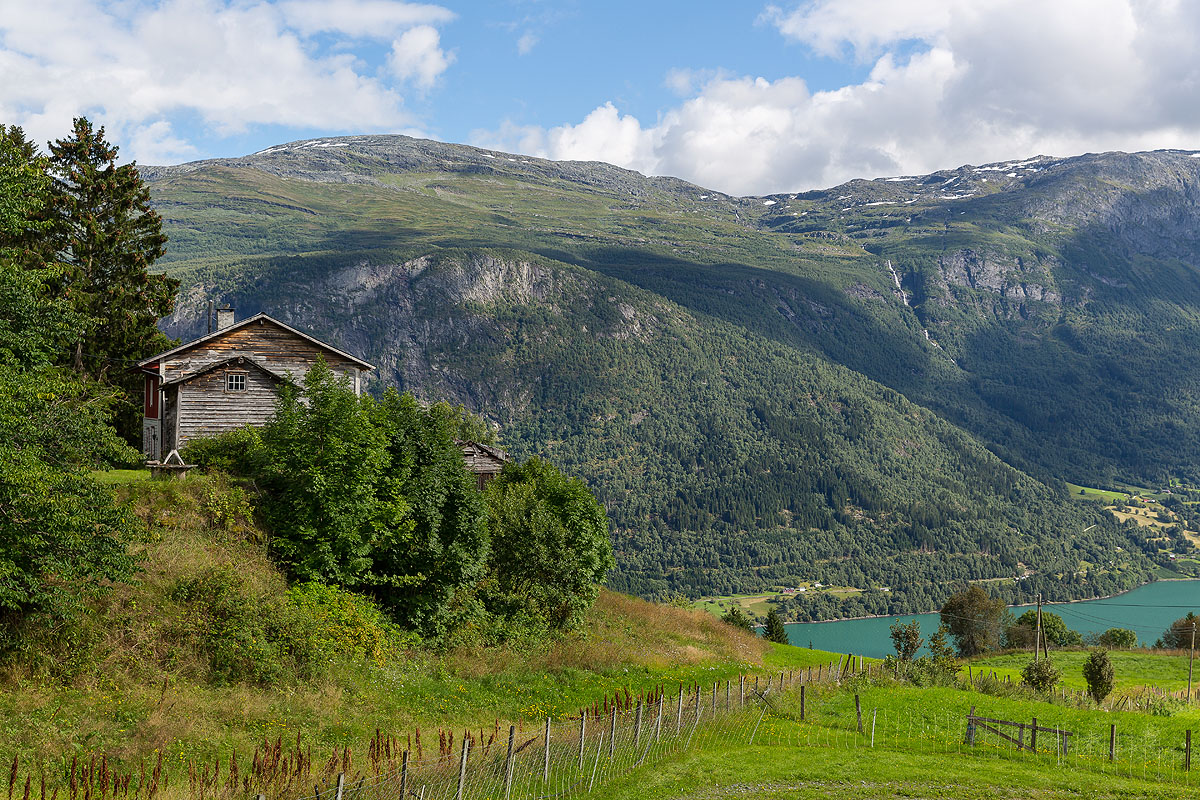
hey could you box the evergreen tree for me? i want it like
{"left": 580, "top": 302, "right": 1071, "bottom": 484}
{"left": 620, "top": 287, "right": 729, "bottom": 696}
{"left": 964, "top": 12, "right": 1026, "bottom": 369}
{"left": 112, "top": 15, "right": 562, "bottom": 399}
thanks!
{"left": 45, "top": 117, "right": 176, "bottom": 381}
{"left": 762, "top": 607, "right": 789, "bottom": 644}
{"left": 721, "top": 606, "right": 754, "bottom": 634}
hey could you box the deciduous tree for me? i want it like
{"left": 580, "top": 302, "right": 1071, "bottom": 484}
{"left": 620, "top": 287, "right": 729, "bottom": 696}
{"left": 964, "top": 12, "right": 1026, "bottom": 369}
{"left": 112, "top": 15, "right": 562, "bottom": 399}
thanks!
{"left": 483, "top": 455, "right": 613, "bottom": 632}
{"left": 940, "top": 585, "right": 1007, "bottom": 656}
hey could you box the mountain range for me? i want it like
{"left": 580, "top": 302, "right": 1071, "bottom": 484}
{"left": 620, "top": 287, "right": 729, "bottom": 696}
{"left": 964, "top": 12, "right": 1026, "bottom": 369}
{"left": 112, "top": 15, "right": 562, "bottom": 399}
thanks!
{"left": 140, "top": 135, "right": 1200, "bottom": 617}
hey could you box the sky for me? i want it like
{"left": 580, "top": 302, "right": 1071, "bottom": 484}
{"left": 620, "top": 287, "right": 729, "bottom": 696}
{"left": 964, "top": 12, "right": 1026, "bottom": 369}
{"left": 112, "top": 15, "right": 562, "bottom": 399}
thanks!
{"left": 3, "top": 0, "right": 1200, "bottom": 195}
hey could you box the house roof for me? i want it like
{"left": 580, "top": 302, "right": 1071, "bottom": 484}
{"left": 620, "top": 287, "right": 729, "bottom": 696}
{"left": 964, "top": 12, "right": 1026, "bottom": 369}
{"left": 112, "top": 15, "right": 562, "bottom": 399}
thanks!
{"left": 137, "top": 313, "right": 375, "bottom": 371}
{"left": 160, "top": 355, "right": 290, "bottom": 387}
{"left": 457, "top": 440, "right": 511, "bottom": 464}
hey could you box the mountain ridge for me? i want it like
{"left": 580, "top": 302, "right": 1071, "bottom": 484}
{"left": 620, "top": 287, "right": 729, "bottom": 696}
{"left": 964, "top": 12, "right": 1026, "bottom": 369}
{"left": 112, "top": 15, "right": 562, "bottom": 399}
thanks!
{"left": 138, "top": 134, "right": 1200, "bottom": 614}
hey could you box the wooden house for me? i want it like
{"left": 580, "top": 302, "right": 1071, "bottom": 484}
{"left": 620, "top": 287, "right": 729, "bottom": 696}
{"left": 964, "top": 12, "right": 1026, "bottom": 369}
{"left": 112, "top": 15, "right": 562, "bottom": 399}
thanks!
{"left": 458, "top": 440, "right": 511, "bottom": 490}
{"left": 136, "top": 310, "right": 374, "bottom": 461}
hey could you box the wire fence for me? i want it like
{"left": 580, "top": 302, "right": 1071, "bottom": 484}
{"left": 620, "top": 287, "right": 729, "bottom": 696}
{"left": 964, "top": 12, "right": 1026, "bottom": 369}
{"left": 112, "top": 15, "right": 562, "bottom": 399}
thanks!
{"left": 276, "top": 659, "right": 1200, "bottom": 800}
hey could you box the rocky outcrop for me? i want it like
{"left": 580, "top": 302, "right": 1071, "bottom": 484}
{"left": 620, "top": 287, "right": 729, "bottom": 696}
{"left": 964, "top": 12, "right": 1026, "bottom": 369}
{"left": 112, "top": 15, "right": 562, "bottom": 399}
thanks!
{"left": 937, "top": 249, "right": 1061, "bottom": 304}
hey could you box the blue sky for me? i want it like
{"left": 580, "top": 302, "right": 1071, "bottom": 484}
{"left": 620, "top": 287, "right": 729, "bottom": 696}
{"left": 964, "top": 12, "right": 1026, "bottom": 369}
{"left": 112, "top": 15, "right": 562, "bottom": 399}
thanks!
{"left": 3, "top": 1, "right": 1199, "bottom": 194}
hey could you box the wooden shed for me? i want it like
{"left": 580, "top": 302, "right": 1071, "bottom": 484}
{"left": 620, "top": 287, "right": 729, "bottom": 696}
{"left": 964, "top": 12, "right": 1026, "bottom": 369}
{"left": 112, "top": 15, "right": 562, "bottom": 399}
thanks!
{"left": 136, "top": 311, "right": 373, "bottom": 461}
{"left": 458, "top": 440, "right": 511, "bottom": 490}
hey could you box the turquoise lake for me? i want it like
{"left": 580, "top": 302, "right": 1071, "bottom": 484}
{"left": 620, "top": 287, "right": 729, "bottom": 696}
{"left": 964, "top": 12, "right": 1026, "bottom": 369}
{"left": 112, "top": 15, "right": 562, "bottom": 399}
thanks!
{"left": 784, "top": 579, "right": 1200, "bottom": 658}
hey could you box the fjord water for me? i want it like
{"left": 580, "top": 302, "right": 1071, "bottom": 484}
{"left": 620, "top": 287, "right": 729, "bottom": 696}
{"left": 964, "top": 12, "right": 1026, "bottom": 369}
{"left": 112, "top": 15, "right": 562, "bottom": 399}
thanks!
{"left": 784, "top": 580, "right": 1200, "bottom": 658}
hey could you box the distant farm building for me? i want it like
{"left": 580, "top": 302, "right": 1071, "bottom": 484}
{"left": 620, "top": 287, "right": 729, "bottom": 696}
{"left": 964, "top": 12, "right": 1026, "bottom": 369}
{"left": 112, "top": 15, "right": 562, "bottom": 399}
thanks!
{"left": 136, "top": 310, "right": 373, "bottom": 462}
{"left": 459, "top": 440, "right": 511, "bottom": 490}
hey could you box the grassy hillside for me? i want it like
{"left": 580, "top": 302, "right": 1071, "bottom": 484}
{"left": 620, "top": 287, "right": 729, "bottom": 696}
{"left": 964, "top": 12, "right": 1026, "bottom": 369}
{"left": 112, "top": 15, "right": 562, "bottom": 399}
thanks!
{"left": 0, "top": 474, "right": 805, "bottom": 769}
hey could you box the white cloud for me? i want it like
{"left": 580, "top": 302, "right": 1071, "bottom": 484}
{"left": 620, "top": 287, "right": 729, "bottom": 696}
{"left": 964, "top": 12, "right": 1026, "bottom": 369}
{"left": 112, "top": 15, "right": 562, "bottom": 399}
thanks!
{"left": 387, "top": 24, "right": 455, "bottom": 89}
{"left": 0, "top": 0, "right": 454, "bottom": 163}
{"left": 279, "top": 0, "right": 453, "bottom": 38}
{"left": 517, "top": 31, "right": 538, "bottom": 55}
{"left": 480, "top": 0, "right": 1200, "bottom": 195}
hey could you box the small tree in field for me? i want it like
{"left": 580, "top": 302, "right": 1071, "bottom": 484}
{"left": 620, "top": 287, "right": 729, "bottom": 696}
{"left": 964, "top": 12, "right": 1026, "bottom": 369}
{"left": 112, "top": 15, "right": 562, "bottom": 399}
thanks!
{"left": 1021, "top": 658, "right": 1060, "bottom": 694}
{"left": 890, "top": 619, "right": 923, "bottom": 661}
{"left": 762, "top": 607, "right": 789, "bottom": 644}
{"left": 1082, "top": 648, "right": 1115, "bottom": 702}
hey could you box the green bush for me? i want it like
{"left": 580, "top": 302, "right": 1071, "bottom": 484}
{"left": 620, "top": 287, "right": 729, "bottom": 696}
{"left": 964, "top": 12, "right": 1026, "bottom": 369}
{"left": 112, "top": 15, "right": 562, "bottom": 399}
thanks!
{"left": 1082, "top": 648, "right": 1115, "bottom": 702}
{"left": 169, "top": 567, "right": 319, "bottom": 685}
{"left": 1020, "top": 658, "right": 1061, "bottom": 693}
{"left": 180, "top": 427, "right": 262, "bottom": 475}
{"left": 482, "top": 456, "right": 613, "bottom": 633}
{"left": 1097, "top": 627, "right": 1137, "bottom": 648}
{"left": 287, "top": 581, "right": 415, "bottom": 665}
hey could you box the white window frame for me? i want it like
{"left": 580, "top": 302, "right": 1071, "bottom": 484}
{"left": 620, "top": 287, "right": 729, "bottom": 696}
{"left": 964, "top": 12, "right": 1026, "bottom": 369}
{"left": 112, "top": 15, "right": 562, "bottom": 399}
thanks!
{"left": 225, "top": 372, "right": 247, "bottom": 392}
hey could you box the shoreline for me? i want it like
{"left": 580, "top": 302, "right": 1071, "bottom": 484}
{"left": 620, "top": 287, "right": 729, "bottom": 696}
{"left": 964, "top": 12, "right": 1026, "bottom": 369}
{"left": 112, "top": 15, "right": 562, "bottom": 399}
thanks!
{"left": 785, "top": 576, "right": 1200, "bottom": 626}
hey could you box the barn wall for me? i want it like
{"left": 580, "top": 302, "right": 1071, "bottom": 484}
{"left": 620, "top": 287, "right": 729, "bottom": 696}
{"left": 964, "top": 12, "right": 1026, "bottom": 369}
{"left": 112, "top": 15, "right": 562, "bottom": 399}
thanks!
{"left": 178, "top": 366, "right": 280, "bottom": 444}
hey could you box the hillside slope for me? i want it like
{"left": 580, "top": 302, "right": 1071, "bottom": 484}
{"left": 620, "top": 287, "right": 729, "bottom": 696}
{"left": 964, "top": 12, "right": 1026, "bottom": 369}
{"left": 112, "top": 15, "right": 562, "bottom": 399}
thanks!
{"left": 141, "top": 136, "right": 1200, "bottom": 611}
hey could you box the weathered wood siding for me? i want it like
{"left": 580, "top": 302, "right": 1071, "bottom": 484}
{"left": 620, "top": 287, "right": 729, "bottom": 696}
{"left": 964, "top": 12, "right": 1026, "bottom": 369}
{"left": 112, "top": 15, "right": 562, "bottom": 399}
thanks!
{"left": 162, "top": 385, "right": 179, "bottom": 454}
{"left": 178, "top": 366, "right": 280, "bottom": 442}
{"left": 160, "top": 319, "right": 361, "bottom": 389}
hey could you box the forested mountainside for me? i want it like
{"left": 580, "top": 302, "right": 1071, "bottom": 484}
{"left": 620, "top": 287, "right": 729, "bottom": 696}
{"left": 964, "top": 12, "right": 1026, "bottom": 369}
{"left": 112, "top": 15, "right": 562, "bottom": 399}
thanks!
{"left": 140, "top": 135, "right": 1200, "bottom": 614}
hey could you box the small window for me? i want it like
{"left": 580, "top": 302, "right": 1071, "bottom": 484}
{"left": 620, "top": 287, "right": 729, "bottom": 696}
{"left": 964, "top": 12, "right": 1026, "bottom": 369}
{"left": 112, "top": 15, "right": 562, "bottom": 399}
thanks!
{"left": 225, "top": 372, "right": 247, "bottom": 392}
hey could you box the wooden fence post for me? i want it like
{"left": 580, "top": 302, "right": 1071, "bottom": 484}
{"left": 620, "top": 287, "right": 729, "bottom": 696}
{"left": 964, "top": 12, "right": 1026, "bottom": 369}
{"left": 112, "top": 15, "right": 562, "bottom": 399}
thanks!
{"left": 676, "top": 686, "right": 684, "bottom": 733}
{"left": 578, "top": 713, "right": 587, "bottom": 770}
{"left": 1109, "top": 724, "right": 1116, "bottom": 762}
{"left": 542, "top": 718, "right": 551, "bottom": 783}
{"left": 712, "top": 682, "right": 717, "bottom": 715}
{"left": 855, "top": 694, "right": 863, "bottom": 733}
{"left": 503, "top": 726, "right": 515, "bottom": 800}
{"left": 726, "top": 680, "right": 731, "bottom": 710}
{"left": 400, "top": 752, "right": 409, "bottom": 800}
{"left": 655, "top": 693, "right": 664, "bottom": 741}
{"left": 455, "top": 738, "right": 469, "bottom": 800}
{"left": 871, "top": 709, "right": 877, "bottom": 747}
{"left": 800, "top": 685, "right": 806, "bottom": 721}
{"left": 335, "top": 773, "right": 344, "bottom": 800}
{"left": 1030, "top": 717, "right": 1037, "bottom": 753}
{"left": 740, "top": 676, "right": 745, "bottom": 708}
{"left": 1187, "top": 730, "right": 1193, "bottom": 772}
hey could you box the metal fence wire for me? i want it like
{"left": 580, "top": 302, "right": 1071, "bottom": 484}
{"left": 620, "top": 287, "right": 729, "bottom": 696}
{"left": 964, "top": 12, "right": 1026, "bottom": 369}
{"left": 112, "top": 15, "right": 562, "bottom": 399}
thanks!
{"left": 277, "top": 661, "right": 1200, "bottom": 800}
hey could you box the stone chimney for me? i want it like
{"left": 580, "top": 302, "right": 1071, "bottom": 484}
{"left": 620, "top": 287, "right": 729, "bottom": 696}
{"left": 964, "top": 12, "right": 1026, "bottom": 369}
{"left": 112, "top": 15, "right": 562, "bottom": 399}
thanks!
{"left": 216, "top": 306, "right": 236, "bottom": 330}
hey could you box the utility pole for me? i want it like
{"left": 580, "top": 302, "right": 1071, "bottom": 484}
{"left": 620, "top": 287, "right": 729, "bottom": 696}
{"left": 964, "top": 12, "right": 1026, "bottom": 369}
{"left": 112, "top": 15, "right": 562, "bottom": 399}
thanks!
{"left": 1034, "top": 594, "right": 1042, "bottom": 663}
{"left": 1190, "top": 623, "right": 1196, "bottom": 703}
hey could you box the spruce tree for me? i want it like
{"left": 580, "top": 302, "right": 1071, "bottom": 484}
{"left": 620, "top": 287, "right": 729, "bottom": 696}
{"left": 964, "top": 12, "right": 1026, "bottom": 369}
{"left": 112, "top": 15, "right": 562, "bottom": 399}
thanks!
{"left": 762, "top": 607, "right": 789, "bottom": 644}
{"left": 46, "top": 117, "right": 177, "bottom": 381}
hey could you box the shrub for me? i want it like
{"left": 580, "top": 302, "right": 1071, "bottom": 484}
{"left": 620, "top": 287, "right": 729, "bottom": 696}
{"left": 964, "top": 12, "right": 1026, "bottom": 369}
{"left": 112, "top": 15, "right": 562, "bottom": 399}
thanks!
{"left": 1082, "top": 648, "right": 1115, "bottom": 702}
{"left": 1021, "top": 658, "right": 1060, "bottom": 693}
{"left": 889, "top": 619, "right": 922, "bottom": 661}
{"left": 721, "top": 606, "right": 754, "bottom": 634}
{"left": 180, "top": 426, "right": 262, "bottom": 475}
{"left": 287, "top": 581, "right": 415, "bottom": 665}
